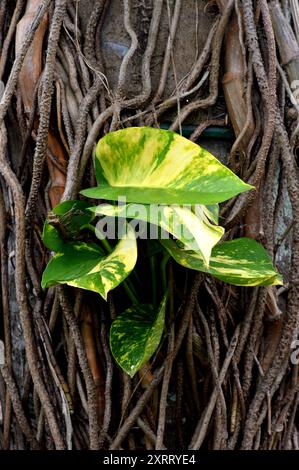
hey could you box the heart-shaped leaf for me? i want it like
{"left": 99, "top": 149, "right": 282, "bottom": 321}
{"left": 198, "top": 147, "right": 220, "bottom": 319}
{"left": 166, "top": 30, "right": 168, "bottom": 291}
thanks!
{"left": 161, "top": 237, "right": 283, "bottom": 286}
{"left": 42, "top": 241, "right": 104, "bottom": 283}
{"left": 43, "top": 200, "right": 94, "bottom": 251}
{"left": 42, "top": 226, "right": 137, "bottom": 300}
{"left": 80, "top": 127, "right": 253, "bottom": 205}
{"left": 110, "top": 295, "right": 167, "bottom": 377}
{"left": 91, "top": 203, "right": 224, "bottom": 266}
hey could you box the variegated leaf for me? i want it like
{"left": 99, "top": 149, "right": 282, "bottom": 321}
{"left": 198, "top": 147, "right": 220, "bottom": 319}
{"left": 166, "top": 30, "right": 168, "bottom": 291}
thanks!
{"left": 80, "top": 127, "right": 253, "bottom": 205}
{"left": 202, "top": 204, "right": 219, "bottom": 225}
{"left": 110, "top": 295, "right": 167, "bottom": 377}
{"left": 42, "top": 226, "right": 137, "bottom": 300}
{"left": 42, "top": 241, "right": 104, "bottom": 283}
{"left": 91, "top": 203, "right": 224, "bottom": 266}
{"left": 161, "top": 238, "right": 283, "bottom": 286}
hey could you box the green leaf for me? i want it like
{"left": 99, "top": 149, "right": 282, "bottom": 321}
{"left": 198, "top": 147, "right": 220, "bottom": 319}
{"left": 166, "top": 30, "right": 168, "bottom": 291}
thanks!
{"left": 41, "top": 226, "right": 138, "bottom": 300}
{"left": 42, "top": 242, "right": 104, "bottom": 285}
{"left": 110, "top": 295, "right": 167, "bottom": 377}
{"left": 161, "top": 237, "right": 283, "bottom": 286}
{"left": 91, "top": 203, "right": 224, "bottom": 266}
{"left": 42, "top": 222, "right": 65, "bottom": 252}
{"left": 80, "top": 127, "right": 253, "bottom": 205}
{"left": 43, "top": 200, "right": 94, "bottom": 251}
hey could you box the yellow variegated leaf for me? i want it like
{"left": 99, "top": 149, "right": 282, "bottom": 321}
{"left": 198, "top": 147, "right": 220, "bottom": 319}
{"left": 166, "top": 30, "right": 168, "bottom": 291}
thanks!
{"left": 161, "top": 238, "right": 283, "bottom": 286}
{"left": 80, "top": 127, "right": 253, "bottom": 205}
{"left": 91, "top": 203, "right": 224, "bottom": 266}
{"left": 42, "top": 226, "right": 137, "bottom": 300}
{"left": 110, "top": 295, "right": 167, "bottom": 377}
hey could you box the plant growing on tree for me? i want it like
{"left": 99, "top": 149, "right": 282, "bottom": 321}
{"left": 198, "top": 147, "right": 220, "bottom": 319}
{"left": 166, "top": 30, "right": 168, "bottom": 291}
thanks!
{"left": 42, "top": 127, "right": 282, "bottom": 377}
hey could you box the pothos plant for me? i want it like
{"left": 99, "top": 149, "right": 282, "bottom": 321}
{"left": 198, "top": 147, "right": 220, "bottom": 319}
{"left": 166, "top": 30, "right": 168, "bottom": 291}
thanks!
{"left": 42, "top": 127, "right": 282, "bottom": 377}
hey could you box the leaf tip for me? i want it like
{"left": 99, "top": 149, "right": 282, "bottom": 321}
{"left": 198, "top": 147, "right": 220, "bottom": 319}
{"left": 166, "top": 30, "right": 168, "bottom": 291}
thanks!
{"left": 127, "top": 370, "right": 136, "bottom": 378}
{"left": 100, "top": 291, "right": 108, "bottom": 302}
{"left": 274, "top": 273, "right": 284, "bottom": 286}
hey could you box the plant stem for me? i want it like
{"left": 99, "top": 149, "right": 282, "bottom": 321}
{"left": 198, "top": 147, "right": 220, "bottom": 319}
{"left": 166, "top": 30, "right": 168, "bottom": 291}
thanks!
{"left": 168, "top": 259, "right": 174, "bottom": 322}
{"left": 86, "top": 223, "right": 111, "bottom": 253}
{"left": 150, "top": 255, "right": 157, "bottom": 307}
{"left": 161, "top": 252, "right": 170, "bottom": 293}
{"left": 121, "top": 281, "right": 139, "bottom": 305}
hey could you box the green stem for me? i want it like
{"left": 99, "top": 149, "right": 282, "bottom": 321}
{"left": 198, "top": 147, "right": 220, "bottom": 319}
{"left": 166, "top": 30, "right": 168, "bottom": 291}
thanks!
{"left": 85, "top": 223, "right": 96, "bottom": 233}
{"left": 168, "top": 259, "right": 174, "bottom": 322}
{"left": 161, "top": 252, "right": 170, "bottom": 293}
{"left": 122, "top": 281, "right": 139, "bottom": 305}
{"left": 150, "top": 255, "right": 157, "bottom": 307}
{"left": 86, "top": 224, "right": 111, "bottom": 253}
